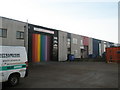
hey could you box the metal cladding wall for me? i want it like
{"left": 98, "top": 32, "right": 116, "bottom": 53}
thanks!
{"left": 101, "top": 41, "right": 108, "bottom": 55}
{"left": 88, "top": 38, "right": 93, "bottom": 55}
{"left": 109, "top": 42, "right": 114, "bottom": 47}
{"left": 106, "top": 42, "right": 114, "bottom": 48}
{"left": 101, "top": 41, "right": 105, "bottom": 54}
{"left": 58, "top": 31, "right": 68, "bottom": 61}
{"left": 0, "top": 17, "right": 2, "bottom": 45}
{"left": 67, "top": 33, "right": 71, "bottom": 54}
{"left": 93, "top": 39, "right": 101, "bottom": 57}
{"left": 0, "top": 17, "right": 2, "bottom": 29}
{"left": 0, "top": 17, "right": 27, "bottom": 47}
{"left": 82, "top": 36, "right": 89, "bottom": 58}
{"left": 71, "top": 34, "right": 81, "bottom": 59}
{"left": 83, "top": 36, "right": 89, "bottom": 46}
{"left": 28, "top": 24, "right": 58, "bottom": 62}
{"left": 80, "top": 36, "right": 84, "bottom": 58}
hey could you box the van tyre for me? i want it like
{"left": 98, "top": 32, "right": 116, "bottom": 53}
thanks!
{"left": 8, "top": 74, "right": 20, "bottom": 86}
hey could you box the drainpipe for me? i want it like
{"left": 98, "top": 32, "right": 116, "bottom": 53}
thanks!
{"left": 24, "top": 19, "right": 28, "bottom": 53}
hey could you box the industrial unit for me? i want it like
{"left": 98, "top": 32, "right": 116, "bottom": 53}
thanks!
{"left": 28, "top": 24, "right": 58, "bottom": 62}
{"left": 0, "top": 17, "right": 28, "bottom": 52}
{"left": 0, "top": 17, "right": 115, "bottom": 63}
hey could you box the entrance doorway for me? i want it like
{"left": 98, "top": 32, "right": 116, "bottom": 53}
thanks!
{"left": 32, "top": 34, "right": 53, "bottom": 62}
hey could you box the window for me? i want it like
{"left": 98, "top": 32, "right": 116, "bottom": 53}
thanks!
{"left": 73, "top": 38, "right": 77, "bottom": 44}
{"left": 67, "top": 39, "right": 71, "bottom": 47}
{"left": 81, "top": 40, "right": 83, "bottom": 45}
{"left": 54, "top": 37, "right": 58, "bottom": 40}
{"left": 16, "top": 31, "right": 24, "bottom": 39}
{"left": 0, "top": 28, "right": 7, "bottom": 38}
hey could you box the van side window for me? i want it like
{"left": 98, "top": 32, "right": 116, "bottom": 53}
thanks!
{"left": 16, "top": 31, "right": 24, "bottom": 39}
{"left": 0, "top": 28, "right": 7, "bottom": 38}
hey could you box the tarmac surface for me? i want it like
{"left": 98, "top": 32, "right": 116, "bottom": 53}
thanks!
{"left": 4, "top": 61, "right": 118, "bottom": 88}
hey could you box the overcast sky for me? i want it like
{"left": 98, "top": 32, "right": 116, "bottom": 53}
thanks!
{"left": 0, "top": 0, "right": 119, "bottom": 43}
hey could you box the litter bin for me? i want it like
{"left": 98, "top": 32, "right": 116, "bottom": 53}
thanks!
{"left": 68, "top": 54, "right": 75, "bottom": 61}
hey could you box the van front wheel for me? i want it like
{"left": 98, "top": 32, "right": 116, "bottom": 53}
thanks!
{"left": 8, "top": 74, "right": 20, "bottom": 86}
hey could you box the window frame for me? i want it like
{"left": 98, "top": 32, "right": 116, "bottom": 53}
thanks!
{"left": 73, "top": 38, "right": 77, "bottom": 44}
{"left": 0, "top": 28, "right": 7, "bottom": 38}
{"left": 16, "top": 31, "right": 24, "bottom": 39}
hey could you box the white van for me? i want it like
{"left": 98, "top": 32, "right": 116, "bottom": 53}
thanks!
{"left": 0, "top": 46, "right": 28, "bottom": 86}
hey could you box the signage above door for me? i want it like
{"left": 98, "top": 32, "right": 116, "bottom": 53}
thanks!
{"left": 34, "top": 27, "right": 54, "bottom": 34}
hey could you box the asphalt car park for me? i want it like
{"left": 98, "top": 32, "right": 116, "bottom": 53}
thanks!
{"left": 4, "top": 61, "right": 118, "bottom": 88}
